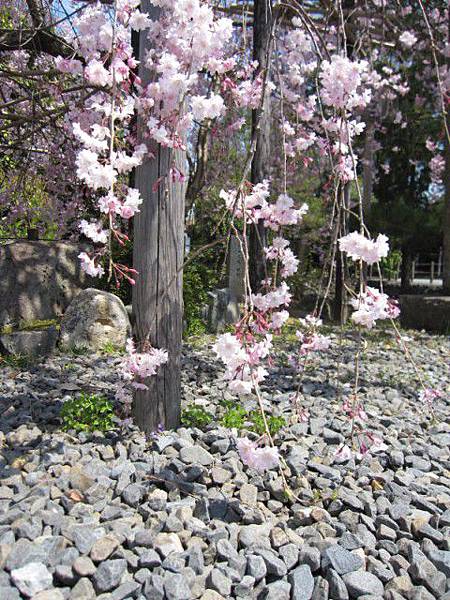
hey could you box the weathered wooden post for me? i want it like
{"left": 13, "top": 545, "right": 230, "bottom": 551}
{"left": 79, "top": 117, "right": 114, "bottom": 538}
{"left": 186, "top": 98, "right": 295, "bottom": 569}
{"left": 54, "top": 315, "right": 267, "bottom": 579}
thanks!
{"left": 249, "top": 0, "right": 272, "bottom": 291}
{"left": 442, "top": 14, "right": 450, "bottom": 292}
{"left": 132, "top": 0, "right": 186, "bottom": 434}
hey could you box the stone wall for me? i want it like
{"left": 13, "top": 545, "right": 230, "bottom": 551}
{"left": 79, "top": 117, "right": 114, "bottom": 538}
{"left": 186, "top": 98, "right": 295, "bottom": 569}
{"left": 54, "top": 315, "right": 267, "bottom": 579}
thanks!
{"left": 0, "top": 241, "right": 89, "bottom": 328}
{"left": 399, "top": 295, "right": 450, "bottom": 334}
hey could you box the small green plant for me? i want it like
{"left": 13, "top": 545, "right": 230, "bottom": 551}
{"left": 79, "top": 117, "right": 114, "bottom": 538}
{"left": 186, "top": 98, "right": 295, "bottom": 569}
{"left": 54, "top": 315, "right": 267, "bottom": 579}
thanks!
{"left": 0, "top": 353, "right": 31, "bottom": 370}
{"left": 62, "top": 362, "right": 78, "bottom": 371}
{"left": 312, "top": 489, "right": 323, "bottom": 504}
{"left": 69, "top": 345, "right": 91, "bottom": 356}
{"left": 380, "top": 250, "right": 402, "bottom": 280}
{"left": 219, "top": 400, "right": 286, "bottom": 436}
{"left": 181, "top": 404, "right": 213, "bottom": 429}
{"left": 220, "top": 403, "right": 247, "bottom": 429}
{"left": 249, "top": 411, "right": 286, "bottom": 436}
{"left": 330, "top": 488, "right": 340, "bottom": 501}
{"left": 100, "top": 341, "right": 124, "bottom": 355}
{"left": 60, "top": 393, "right": 115, "bottom": 432}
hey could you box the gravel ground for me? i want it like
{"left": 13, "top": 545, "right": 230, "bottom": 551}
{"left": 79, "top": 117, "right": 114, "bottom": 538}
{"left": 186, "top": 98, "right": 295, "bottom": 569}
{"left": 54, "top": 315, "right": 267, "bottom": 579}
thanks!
{"left": 0, "top": 326, "right": 449, "bottom": 600}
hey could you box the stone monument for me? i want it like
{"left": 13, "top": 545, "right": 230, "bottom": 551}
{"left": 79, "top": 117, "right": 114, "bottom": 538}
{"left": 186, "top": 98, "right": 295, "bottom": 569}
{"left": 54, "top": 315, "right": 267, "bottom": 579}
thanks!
{"left": 228, "top": 235, "right": 246, "bottom": 301}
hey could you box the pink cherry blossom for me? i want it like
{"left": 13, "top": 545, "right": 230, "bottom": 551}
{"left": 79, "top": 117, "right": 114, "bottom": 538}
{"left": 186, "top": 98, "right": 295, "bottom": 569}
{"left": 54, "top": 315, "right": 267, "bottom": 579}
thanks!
{"left": 84, "top": 59, "right": 111, "bottom": 87}
{"left": 271, "top": 310, "right": 290, "bottom": 330}
{"left": 120, "top": 338, "right": 168, "bottom": 390}
{"left": 236, "top": 437, "right": 280, "bottom": 472}
{"left": 79, "top": 220, "right": 108, "bottom": 244}
{"left": 78, "top": 252, "right": 105, "bottom": 277}
{"left": 339, "top": 231, "right": 389, "bottom": 265}
{"left": 320, "top": 55, "right": 371, "bottom": 110}
{"left": 399, "top": 31, "right": 417, "bottom": 48}
{"left": 191, "top": 94, "right": 225, "bottom": 121}
{"left": 128, "top": 11, "right": 152, "bottom": 31}
{"left": 350, "top": 287, "right": 400, "bottom": 329}
{"left": 418, "top": 388, "right": 442, "bottom": 406}
{"left": 296, "top": 332, "right": 331, "bottom": 355}
{"left": 429, "top": 155, "right": 445, "bottom": 184}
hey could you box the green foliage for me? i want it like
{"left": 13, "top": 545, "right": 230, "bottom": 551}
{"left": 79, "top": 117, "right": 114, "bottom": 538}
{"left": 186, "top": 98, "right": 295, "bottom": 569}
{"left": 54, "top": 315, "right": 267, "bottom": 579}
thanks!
{"left": 220, "top": 403, "right": 247, "bottom": 429}
{"left": 278, "top": 179, "right": 329, "bottom": 300}
{"left": 0, "top": 353, "right": 31, "bottom": 370}
{"left": 68, "top": 345, "right": 91, "bottom": 356}
{"left": 0, "top": 168, "right": 60, "bottom": 239}
{"left": 1, "top": 319, "right": 59, "bottom": 335}
{"left": 60, "top": 393, "right": 115, "bottom": 432}
{"left": 61, "top": 362, "right": 78, "bottom": 372}
{"left": 370, "top": 54, "right": 444, "bottom": 257}
{"left": 219, "top": 400, "right": 286, "bottom": 437}
{"left": 183, "top": 262, "right": 218, "bottom": 337}
{"left": 100, "top": 341, "right": 124, "bottom": 355}
{"left": 312, "top": 489, "right": 323, "bottom": 504}
{"left": 181, "top": 404, "right": 213, "bottom": 429}
{"left": 249, "top": 411, "right": 286, "bottom": 437}
{"left": 380, "top": 250, "right": 402, "bottom": 280}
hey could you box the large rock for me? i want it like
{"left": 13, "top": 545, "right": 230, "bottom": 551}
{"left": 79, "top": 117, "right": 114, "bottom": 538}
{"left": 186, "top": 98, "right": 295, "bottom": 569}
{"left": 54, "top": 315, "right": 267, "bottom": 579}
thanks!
{"left": 59, "top": 289, "right": 131, "bottom": 351}
{"left": 206, "top": 288, "right": 239, "bottom": 333}
{"left": 10, "top": 562, "right": 53, "bottom": 597}
{"left": 399, "top": 295, "right": 450, "bottom": 333}
{"left": 0, "top": 327, "right": 58, "bottom": 358}
{"left": 0, "top": 241, "right": 89, "bottom": 328}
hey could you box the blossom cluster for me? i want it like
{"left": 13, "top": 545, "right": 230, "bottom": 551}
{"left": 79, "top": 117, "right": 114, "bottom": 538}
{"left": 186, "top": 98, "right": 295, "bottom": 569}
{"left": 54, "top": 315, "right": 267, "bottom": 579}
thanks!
{"left": 220, "top": 181, "right": 308, "bottom": 230}
{"left": 214, "top": 183, "right": 310, "bottom": 398}
{"left": 264, "top": 238, "right": 299, "bottom": 278}
{"left": 337, "top": 231, "right": 400, "bottom": 329}
{"left": 319, "top": 56, "right": 372, "bottom": 111}
{"left": 289, "top": 315, "right": 331, "bottom": 367}
{"left": 67, "top": 0, "right": 236, "bottom": 280}
{"left": 78, "top": 251, "right": 105, "bottom": 278}
{"left": 236, "top": 437, "right": 280, "bottom": 472}
{"left": 136, "top": 0, "right": 233, "bottom": 148}
{"left": 295, "top": 329, "right": 331, "bottom": 356}
{"left": 339, "top": 231, "right": 390, "bottom": 265}
{"left": 61, "top": 1, "right": 150, "bottom": 279}
{"left": 418, "top": 388, "right": 442, "bottom": 407}
{"left": 213, "top": 182, "right": 313, "bottom": 471}
{"left": 119, "top": 338, "right": 168, "bottom": 391}
{"left": 213, "top": 332, "right": 271, "bottom": 396}
{"left": 350, "top": 287, "right": 400, "bottom": 329}
{"left": 276, "top": 14, "right": 414, "bottom": 186}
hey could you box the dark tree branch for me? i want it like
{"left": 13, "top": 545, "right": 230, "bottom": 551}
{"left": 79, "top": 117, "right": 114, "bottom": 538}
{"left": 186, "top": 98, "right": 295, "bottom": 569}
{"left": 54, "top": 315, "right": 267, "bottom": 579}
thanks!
{"left": 0, "top": 27, "right": 75, "bottom": 57}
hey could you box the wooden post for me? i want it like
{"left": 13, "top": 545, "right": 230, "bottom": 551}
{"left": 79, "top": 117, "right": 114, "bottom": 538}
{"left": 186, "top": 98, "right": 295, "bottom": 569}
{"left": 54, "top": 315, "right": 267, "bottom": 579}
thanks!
{"left": 249, "top": 0, "right": 272, "bottom": 291}
{"left": 333, "top": 184, "right": 349, "bottom": 324}
{"left": 442, "top": 13, "right": 450, "bottom": 292}
{"left": 431, "top": 261, "right": 435, "bottom": 284}
{"left": 132, "top": 0, "right": 185, "bottom": 434}
{"left": 362, "top": 119, "right": 374, "bottom": 215}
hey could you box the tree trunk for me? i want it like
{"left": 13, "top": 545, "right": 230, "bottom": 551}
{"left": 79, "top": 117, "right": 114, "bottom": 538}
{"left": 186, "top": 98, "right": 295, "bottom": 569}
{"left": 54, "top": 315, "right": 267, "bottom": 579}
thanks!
{"left": 249, "top": 0, "right": 272, "bottom": 291}
{"left": 362, "top": 119, "right": 374, "bottom": 215}
{"left": 443, "top": 128, "right": 450, "bottom": 291}
{"left": 132, "top": 0, "right": 185, "bottom": 434}
{"left": 333, "top": 184, "right": 349, "bottom": 324}
{"left": 443, "top": 17, "right": 450, "bottom": 291}
{"left": 400, "top": 244, "right": 413, "bottom": 292}
{"left": 333, "top": 249, "right": 347, "bottom": 323}
{"left": 360, "top": 120, "right": 374, "bottom": 284}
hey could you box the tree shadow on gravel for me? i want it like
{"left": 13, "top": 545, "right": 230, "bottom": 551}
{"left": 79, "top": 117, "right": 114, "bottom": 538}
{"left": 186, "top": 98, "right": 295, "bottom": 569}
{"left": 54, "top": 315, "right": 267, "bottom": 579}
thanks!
{"left": 0, "top": 351, "right": 129, "bottom": 483}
